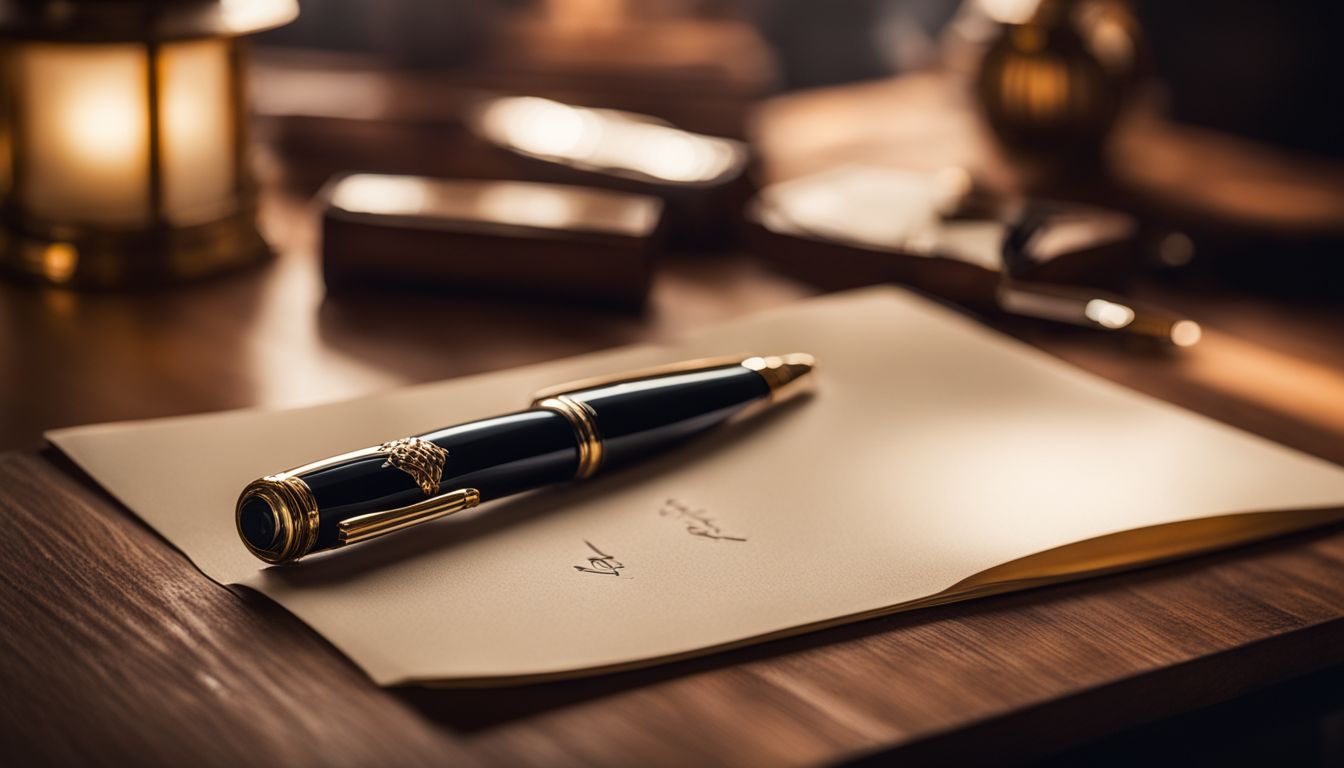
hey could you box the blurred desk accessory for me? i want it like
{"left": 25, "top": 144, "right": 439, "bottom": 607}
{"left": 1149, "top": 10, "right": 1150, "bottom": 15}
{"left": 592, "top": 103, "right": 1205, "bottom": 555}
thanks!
{"left": 751, "top": 70, "right": 1344, "bottom": 298}
{"left": 972, "top": 0, "right": 1140, "bottom": 169}
{"left": 250, "top": 54, "right": 751, "bottom": 249}
{"left": 319, "top": 173, "right": 663, "bottom": 309}
{"left": 464, "top": 4, "right": 776, "bottom": 140}
{"left": 748, "top": 165, "right": 1135, "bottom": 308}
{"left": 253, "top": 4, "right": 776, "bottom": 140}
{"left": 0, "top": 0, "right": 297, "bottom": 288}
{"left": 468, "top": 95, "right": 750, "bottom": 248}
{"left": 999, "top": 203, "right": 1200, "bottom": 347}
{"left": 249, "top": 49, "right": 486, "bottom": 188}
{"left": 995, "top": 280, "right": 1200, "bottom": 347}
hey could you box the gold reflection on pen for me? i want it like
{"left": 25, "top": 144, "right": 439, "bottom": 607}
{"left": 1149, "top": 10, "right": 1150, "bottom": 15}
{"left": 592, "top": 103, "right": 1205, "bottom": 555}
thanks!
{"left": 475, "top": 96, "right": 740, "bottom": 184}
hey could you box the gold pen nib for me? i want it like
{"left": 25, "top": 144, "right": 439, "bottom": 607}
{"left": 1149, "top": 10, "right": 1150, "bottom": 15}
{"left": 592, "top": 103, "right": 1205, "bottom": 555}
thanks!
{"left": 742, "top": 353, "right": 817, "bottom": 404}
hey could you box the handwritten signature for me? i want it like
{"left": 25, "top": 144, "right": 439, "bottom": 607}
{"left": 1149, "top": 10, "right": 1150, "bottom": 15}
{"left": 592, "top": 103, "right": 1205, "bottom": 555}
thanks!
{"left": 659, "top": 498, "right": 746, "bottom": 542}
{"left": 574, "top": 540, "right": 625, "bottom": 576}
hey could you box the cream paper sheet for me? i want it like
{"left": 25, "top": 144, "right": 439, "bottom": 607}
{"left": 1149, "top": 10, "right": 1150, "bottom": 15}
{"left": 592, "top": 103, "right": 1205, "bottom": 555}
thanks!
{"left": 47, "top": 287, "right": 1344, "bottom": 686}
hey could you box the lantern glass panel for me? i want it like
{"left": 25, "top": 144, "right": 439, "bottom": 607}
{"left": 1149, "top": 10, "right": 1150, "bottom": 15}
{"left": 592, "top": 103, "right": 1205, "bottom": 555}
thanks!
{"left": 16, "top": 42, "right": 151, "bottom": 226}
{"left": 160, "top": 38, "right": 236, "bottom": 226}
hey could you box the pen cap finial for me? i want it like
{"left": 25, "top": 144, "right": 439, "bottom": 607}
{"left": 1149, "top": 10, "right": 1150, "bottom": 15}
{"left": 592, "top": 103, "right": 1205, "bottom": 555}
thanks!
{"left": 741, "top": 353, "right": 816, "bottom": 404}
{"left": 236, "top": 475, "right": 320, "bottom": 564}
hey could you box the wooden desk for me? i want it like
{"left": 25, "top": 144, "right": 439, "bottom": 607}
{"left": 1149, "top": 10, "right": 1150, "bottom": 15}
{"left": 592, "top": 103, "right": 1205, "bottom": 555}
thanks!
{"left": 2, "top": 72, "right": 1343, "bottom": 766}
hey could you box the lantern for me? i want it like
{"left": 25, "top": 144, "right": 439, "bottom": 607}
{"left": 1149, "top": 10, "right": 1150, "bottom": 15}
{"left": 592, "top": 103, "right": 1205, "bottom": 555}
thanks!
{"left": 0, "top": 0, "right": 297, "bottom": 287}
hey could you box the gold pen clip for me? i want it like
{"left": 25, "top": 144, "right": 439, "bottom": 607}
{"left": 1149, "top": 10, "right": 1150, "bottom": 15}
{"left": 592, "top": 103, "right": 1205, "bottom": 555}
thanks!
{"left": 337, "top": 488, "right": 481, "bottom": 546}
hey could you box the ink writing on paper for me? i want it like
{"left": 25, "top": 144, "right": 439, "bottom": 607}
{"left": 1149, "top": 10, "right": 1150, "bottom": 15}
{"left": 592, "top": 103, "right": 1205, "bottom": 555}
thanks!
{"left": 574, "top": 540, "right": 625, "bottom": 576}
{"left": 659, "top": 498, "right": 747, "bottom": 542}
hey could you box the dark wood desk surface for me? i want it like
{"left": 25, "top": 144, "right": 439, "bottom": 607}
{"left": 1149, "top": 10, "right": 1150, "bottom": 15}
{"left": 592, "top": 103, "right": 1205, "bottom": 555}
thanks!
{"left": 3, "top": 70, "right": 1344, "bottom": 767}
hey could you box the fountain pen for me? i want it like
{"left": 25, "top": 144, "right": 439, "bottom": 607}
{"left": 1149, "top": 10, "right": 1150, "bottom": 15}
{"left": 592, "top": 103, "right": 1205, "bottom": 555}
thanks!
{"left": 236, "top": 353, "right": 816, "bottom": 564}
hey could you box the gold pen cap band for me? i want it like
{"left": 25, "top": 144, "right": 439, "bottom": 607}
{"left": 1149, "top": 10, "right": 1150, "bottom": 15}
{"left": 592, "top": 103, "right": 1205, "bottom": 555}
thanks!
{"left": 535, "top": 395, "right": 605, "bottom": 480}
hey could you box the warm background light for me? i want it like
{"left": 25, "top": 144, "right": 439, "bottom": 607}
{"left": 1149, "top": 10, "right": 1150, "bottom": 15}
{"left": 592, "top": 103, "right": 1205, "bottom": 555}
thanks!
{"left": 18, "top": 43, "right": 150, "bottom": 225}
{"left": 161, "top": 39, "right": 236, "bottom": 226}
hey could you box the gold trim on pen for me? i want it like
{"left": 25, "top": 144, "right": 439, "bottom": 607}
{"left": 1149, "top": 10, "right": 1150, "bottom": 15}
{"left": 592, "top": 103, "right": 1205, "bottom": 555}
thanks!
{"left": 236, "top": 437, "right": 448, "bottom": 564}
{"left": 530, "top": 353, "right": 819, "bottom": 404}
{"left": 741, "top": 353, "right": 817, "bottom": 404}
{"left": 236, "top": 474, "right": 320, "bottom": 565}
{"left": 535, "top": 395, "right": 605, "bottom": 480}
{"left": 529, "top": 355, "right": 747, "bottom": 402}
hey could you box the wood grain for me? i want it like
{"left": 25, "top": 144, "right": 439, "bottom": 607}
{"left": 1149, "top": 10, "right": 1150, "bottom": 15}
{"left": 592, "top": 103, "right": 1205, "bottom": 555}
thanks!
{"left": 0, "top": 452, "right": 473, "bottom": 768}
{"left": 2, "top": 450, "right": 1343, "bottom": 767}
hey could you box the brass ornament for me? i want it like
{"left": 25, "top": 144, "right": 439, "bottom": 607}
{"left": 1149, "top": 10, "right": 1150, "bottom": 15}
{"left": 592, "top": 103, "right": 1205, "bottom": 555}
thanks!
{"left": 379, "top": 436, "right": 448, "bottom": 495}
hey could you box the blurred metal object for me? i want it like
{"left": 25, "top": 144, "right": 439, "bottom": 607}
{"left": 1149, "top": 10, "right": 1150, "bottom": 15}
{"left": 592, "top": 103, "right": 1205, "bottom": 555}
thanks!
{"left": 997, "top": 281, "right": 1202, "bottom": 346}
{"left": 999, "top": 203, "right": 1200, "bottom": 347}
{"left": 747, "top": 164, "right": 1138, "bottom": 308}
{"left": 974, "top": 0, "right": 1140, "bottom": 163}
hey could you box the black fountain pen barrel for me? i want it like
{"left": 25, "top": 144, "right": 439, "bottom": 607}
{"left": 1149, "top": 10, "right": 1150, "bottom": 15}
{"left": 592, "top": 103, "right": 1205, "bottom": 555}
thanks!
{"left": 236, "top": 353, "right": 816, "bottom": 565}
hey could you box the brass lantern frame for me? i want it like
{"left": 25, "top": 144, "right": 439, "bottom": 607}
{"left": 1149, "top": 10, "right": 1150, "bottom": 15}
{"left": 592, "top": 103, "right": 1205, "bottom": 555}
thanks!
{"left": 0, "top": 0, "right": 298, "bottom": 287}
